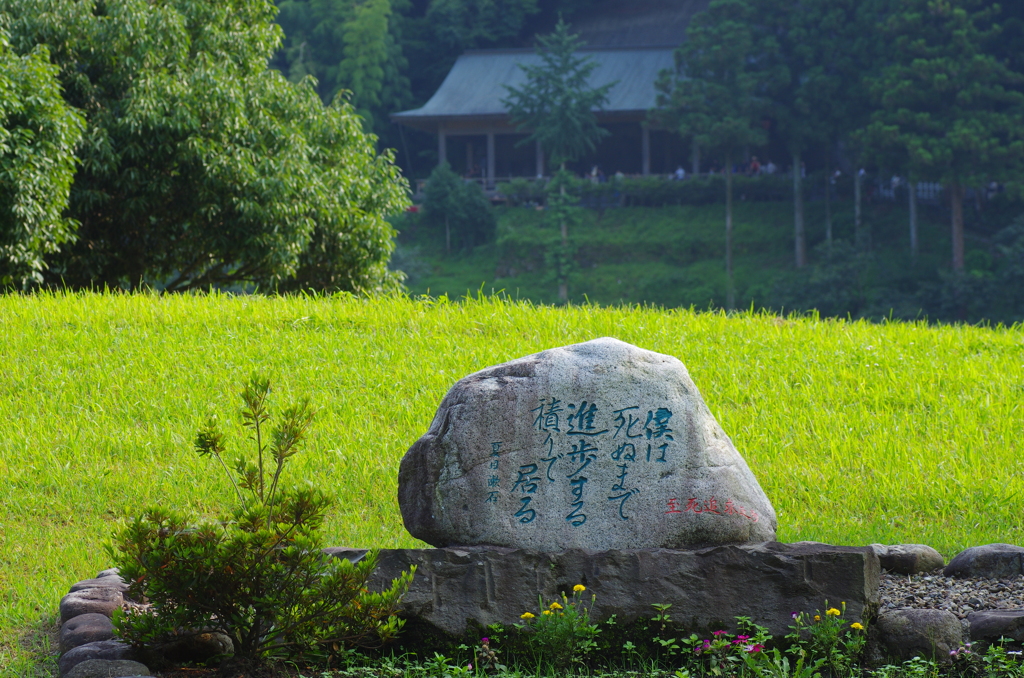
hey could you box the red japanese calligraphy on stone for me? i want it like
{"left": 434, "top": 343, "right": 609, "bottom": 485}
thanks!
{"left": 665, "top": 496, "right": 759, "bottom": 522}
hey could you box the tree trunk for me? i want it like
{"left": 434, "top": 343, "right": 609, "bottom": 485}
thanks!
{"left": 950, "top": 181, "right": 964, "bottom": 272}
{"left": 908, "top": 181, "right": 918, "bottom": 260}
{"left": 792, "top": 151, "right": 805, "bottom": 268}
{"left": 559, "top": 179, "right": 568, "bottom": 302}
{"left": 854, "top": 169, "right": 869, "bottom": 250}
{"left": 825, "top": 172, "right": 832, "bottom": 253}
{"left": 725, "top": 150, "right": 735, "bottom": 310}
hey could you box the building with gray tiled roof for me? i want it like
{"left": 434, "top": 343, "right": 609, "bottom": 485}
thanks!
{"left": 392, "top": 0, "right": 709, "bottom": 183}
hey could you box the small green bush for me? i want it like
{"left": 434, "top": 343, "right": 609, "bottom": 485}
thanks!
{"left": 422, "top": 162, "right": 496, "bottom": 253}
{"left": 573, "top": 174, "right": 792, "bottom": 207}
{"left": 785, "top": 602, "right": 866, "bottom": 677}
{"left": 108, "top": 374, "right": 414, "bottom": 666}
{"left": 496, "top": 177, "right": 547, "bottom": 206}
{"left": 514, "top": 584, "right": 600, "bottom": 670}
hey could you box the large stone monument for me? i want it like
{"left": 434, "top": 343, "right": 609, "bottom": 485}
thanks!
{"left": 356, "top": 338, "right": 879, "bottom": 639}
{"left": 400, "top": 337, "right": 777, "bottom": 550}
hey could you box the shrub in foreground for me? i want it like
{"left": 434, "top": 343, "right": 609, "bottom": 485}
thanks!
{"left": 108, "top": 375, "right": 414, "bottom": 667}
{"left": 514, "top": 585, "right": 600, "bottom": 670}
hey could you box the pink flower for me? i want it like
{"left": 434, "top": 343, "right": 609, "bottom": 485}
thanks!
{"left": 712, "top": 630, "right": 728, "bottom": 636}
{"left": 745, "top": 644, "right": 765, "bottom": 653}
{"left": 736, "top": 635, "right": 750, "bottom": 641}
{"left": 481, "top": 637, "right": 489, "bottom": 644}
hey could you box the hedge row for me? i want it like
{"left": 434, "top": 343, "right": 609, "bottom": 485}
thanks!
{"left": 496, "top": 174, "right": 794, "bottom": 208}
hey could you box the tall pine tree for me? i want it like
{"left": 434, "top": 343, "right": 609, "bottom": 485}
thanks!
{"left": 862, "top": 0, "right": 1024, "bottom": 273}
{"left": 655, "top": 0, "right": 768, "bottom": 309}
{"left": 503, "top": 18, "right": 612, "bottom": 302}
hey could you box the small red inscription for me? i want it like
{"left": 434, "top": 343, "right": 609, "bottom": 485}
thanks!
{"left": 665, "top": 496, "right": 759, "bottom": 523}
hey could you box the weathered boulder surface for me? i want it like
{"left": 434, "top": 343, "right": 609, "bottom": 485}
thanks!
{"left": 337, "top": 542, "right": 878, "bottom": 639}
{"left": 60, "top": 613, "right": 115, "bottom": 653}
{"left": 874, "top": 609, "right": 963, "bottom": 661}
{"left": 60, "top": 587, "right": 124, "bottom": 623}
{"left": 870, "top": 544, "right": 945, "bottom": 574}
{"left": 155, "top": 631, "right": 234, "bottom": 663}
{"left": 63, "top": 658, "right": 152, "bottom": 678}
{"left": 58, "top": 640, "right": 136, "bottom": 677}
{"left": 399, "top": 337, "right": 777, "bottom": 550}
{"left": 968, "top": 609, "right": 1024, "bottom": 647}
{"left": 69, "top": 576, "right": 128, "bottom": 594}
{"left": 944, "top": 544, "right": 1024, "bottom": 579}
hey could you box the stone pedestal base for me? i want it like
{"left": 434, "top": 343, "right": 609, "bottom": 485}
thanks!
{"left": 325, "top": 541, "right": 879, "bottom": 638}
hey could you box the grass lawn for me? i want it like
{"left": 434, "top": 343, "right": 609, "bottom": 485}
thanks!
{"left": 1, "top": 292, "right": 1023, "bottom": 674}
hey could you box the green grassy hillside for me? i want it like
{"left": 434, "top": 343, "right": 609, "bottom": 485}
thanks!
{"left": 2, "top": 293, "right": 1023, "bottom": 673}
{"left": 395, "top": 198, "right": 990, "bottom": 319}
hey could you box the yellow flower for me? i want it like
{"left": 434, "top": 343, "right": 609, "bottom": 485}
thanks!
{"left": 850, "top": 622, "right": 865, "bottom": 630}
{"left": 520, "top": 612, "right": 535, "bottom": 619}
{"left": 814, "top": 615, "right": 821, "bottom": 622}
{"left": 542, "top": 609, "right": 553, "bottom": 616}
{"left": 549, "top": 601, "right": 563, "bottom": 610}
{"left": 826, "top": 608, "right": 841, "bottom": 617}
{"left": 574, "top": 584, "right": 586, "bottom": 592}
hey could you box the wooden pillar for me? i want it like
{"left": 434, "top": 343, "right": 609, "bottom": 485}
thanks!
{"left": 487, "top": 132, "right": 496, "bottom": 188}
{"left": 438, "top": 126, "right": 447, "bottom": 166}
{"left": 535, "top": 139, "right": 544, "bottom": 178}
{"left": 642, "top": 125, "right": 650, "bottom": 176}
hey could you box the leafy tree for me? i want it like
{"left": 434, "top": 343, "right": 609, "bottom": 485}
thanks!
{"left": 502, "top": 17, "right": 611, "bottom": 300}
{"left": 279, "top": 0, "right": 596, "bottom": 175}
{"left": 995, "top": 2, "right": 1024, "bottom": 73}
{"left": 340, "top": 0, "right": 395, "bottom": 121}
{"left": 539, "top": 169, "right": 582, "bottom": 302}
{"left": 655, "top": 0, "right": 768, "bottom": 310}
{"left": 426, "top": 0, "right": 539, "bottom": 53}
{"left": 744, "top": 0, "right": 876, "bottom": 268}
{"left": 421, "top": 162, "right": 495, "bottom": 255}
{"left": 987, "top": 217, "right": 1024, "bottom": 321}
{"left": 503, "top": 17, "right": 612, "bottom": 170}
{"left": 774, "top": 240, "right": 880, "bottom": 319}
{"left": 0, "top": 25, "right": 84, "bottom": 288}
{"left": 273, "top": 0, "right": 411, "bottom": 135}
{"left": 861, "top": 0, "right": 1024, "bottom": 273}
{"left": 2, "top": 0, "right": 409, "bottom": 292}
{"left": 400, "top": 0, "right": 543, "bottom": 105}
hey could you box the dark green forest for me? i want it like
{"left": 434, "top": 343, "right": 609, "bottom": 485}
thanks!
{"left": 3, "top": 0, "right": 1024, "bottom": 324}
{"left": 274, "top": 0, "right": 1024, "bottom": 323}
{"left": 269, "top": 0, "right": 597, "bottom": 168}
{"left": 268, "top": 0, "right": 1024, "bottom": 183}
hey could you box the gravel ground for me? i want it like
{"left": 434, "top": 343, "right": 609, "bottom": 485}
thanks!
{"left": 879, "top": 572, "right": 1024, "bottom": 619}
{"left": 878, "top": 570, "right": 1024, "bottom": 639}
